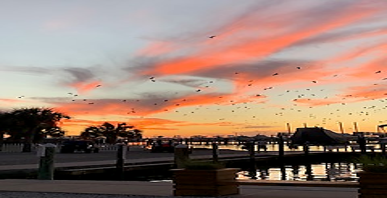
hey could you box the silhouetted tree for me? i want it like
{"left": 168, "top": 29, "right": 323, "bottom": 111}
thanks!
{"left": 119, "top": 128, "right": 143, "bottom": 141}
{"left": 100, "top": 122, "right": 133, "bottom": 144}
{"left": 81, "top": 122, "right": 143, "bottom": 144}
{"left": 0, "top": 111, "right": 14, "bottom": 151}
{"left": 80, "top": 126, "right": 103, "bottom": 140}
{"left": 36, "top": 126, "right": 66, "bottom": 141}
{"left": 10, "top": 108, "right": 70, "bottom": 152}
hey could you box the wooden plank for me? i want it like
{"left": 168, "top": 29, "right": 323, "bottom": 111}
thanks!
{"left": 360, "top": 189, "right": 387, "bottom": 195}
{"left": 174, "top": 185, "right": 239, "bottom": 196}
{"left": 359, "top": 179, "right": 387, "bottom": 184}
{"left": 174, "top": 184, "right": 239, "bottom": 190}
{"left": 359, "top": 195, "right": 387, "bottom": 198}
{"left": 360, "top": 184, "right": 387, "bottom": 189}
{"left": 174, "top": 174, "right": 236, "bottom": 181}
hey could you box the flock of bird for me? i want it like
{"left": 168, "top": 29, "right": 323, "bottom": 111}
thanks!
{"left": 13, "top": 34, "right": 387, "bottom": 131}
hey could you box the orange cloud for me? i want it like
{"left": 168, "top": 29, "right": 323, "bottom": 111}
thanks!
{"left": 54, "top": 90, "right": 266, "bottom": 118}
{"left": 341, "top": 84, "right": 387, "bottom": 100}
{"left": 0, "top": 98, "right": 22, "bottom": 104}
{"left": 68, "top": 81, "right": 102, "bottom": 94}
{"left": 294, "top": 98, "right": 343, "bottom": 107}
{"left": 138, "top": 0, "right": 383, "bottom": 77}
{"left": 137, "top": 41, "right": 178, "bottom": 56}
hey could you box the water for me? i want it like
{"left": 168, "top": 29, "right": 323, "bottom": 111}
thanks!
{"left": 237, "top": 162, "right": 360, "bottom": 182}
{"left": 148, "top": 162, "right": 361, "bottom": 183}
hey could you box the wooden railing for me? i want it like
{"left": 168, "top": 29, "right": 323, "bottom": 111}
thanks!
{"left": 0, "top": 143, "right": 120, "bottom": 153}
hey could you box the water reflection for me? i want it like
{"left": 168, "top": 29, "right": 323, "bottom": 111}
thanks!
{"left": 238, "top": 162, "right": 360, "bottom": 182}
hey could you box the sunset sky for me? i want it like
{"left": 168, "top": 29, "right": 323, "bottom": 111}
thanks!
{"left": 1, "top": 0, "right": 387, "bottom": 137}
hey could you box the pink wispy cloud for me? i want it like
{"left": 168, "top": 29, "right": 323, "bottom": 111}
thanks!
{"left": 68, "top": 81, "right": 102, "bottom": 94}
{"left": 136, "top": 0, "right": 385, "bottom": 77}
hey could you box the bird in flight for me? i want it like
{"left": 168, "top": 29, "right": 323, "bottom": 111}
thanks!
{"left": 209, "top": 35, "right": 216, "bottom": 38}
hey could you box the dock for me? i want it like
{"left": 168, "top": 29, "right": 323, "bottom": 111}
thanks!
{"left": 0, "top": 147, "right": 359, "bottom": 180}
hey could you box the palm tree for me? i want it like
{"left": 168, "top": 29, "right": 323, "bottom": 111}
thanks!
{"left": 80, "top": 126, "right": 103, "bottom": 139}
{"left": 100, "top": 122, "right": 132, "bottom": 144}
{"left": 0, "top": 111, "right": 14, "bottom": 151}
{"left": 39, "top": 126, "right": 66, "bottom": 139}
{"left": 119, "top": 128, "right": 143, "bottom": 141}
{"left": 81, "top": 122, "right": 142, "bottom": 144}
{"left": 10, "top": 107, "right": 70, "bottom": 152}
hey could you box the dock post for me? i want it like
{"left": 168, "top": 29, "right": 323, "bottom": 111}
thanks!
{"left": 278, "top": 134, "right": 285, "bottom": 180}
{"left": 212, "top": 142, "right": 219, "bottom": 163}
{"left": 246, "top": 141, "right": 257, "bottom": 179}
{"left": 303, "top": 142, "right": 309, "bottom": 157}
{"left": 248, "top": 141, "right": 256, "bottom": 164}
{"left": 174, "top": 144, "right": 190, "bottom": 168}
{"left": 116, "top": 143, "right": 127, "bottom": 180}
{"left": 278, "top": 134, "right": 284, "bottom": 160}
{"left": 357, "top": 134, "right": 367, "bottom": 154}
{"left": 37, "top": 143, "right": 56, "bottom": 180}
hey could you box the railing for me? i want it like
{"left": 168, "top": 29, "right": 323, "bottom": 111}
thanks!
{"left": 0, "top": 143, "right": 120, "bottom": 153}
{"left": 0, "top": 142, "right": 384, "bottom": 153}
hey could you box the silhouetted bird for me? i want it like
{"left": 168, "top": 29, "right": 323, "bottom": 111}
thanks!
{"left": 209, "top": 35, "right": 216, "bottom": 38}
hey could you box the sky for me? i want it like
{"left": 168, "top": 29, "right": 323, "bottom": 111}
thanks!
{"left": 1, "top": 0, "right": 387, "bottom": 138}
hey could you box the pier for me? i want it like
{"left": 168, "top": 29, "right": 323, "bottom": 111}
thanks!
{"left": 0, "top": 145, "right": 361, "bottom": 180}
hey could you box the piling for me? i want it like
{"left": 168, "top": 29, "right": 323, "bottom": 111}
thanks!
{"left": 116, "top": 143, "right": 127, "bottom": 180}
{"left": 37, "top": 143, "right": 56, "bottom": 180}
{"left": 303, "top": 142, "right": 310, "bottom": 157}
{"left": 278, "top": 134, "right": 284, "bottom": 160}
{"left": 212, "top": 142, "right": 219, "bottom": 163}
{"left": 174, "top": 144, "right": 190, "bottom": 168}
{"left": 248, "top": 141, "right": 256, "bottom": 176}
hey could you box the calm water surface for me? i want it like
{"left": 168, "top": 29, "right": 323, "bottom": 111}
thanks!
{"left": 149, "top": 162, "right": 361, "bottom": 183}
{"left": 151, "top": 143, "right": 366, "bottom": 183}
{"left": 238, "top": 162, "right": 360, "bottom": 182}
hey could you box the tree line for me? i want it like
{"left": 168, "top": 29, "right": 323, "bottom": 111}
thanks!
{"left": 0, "top": 107, "right": 143, "bottom": 152}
